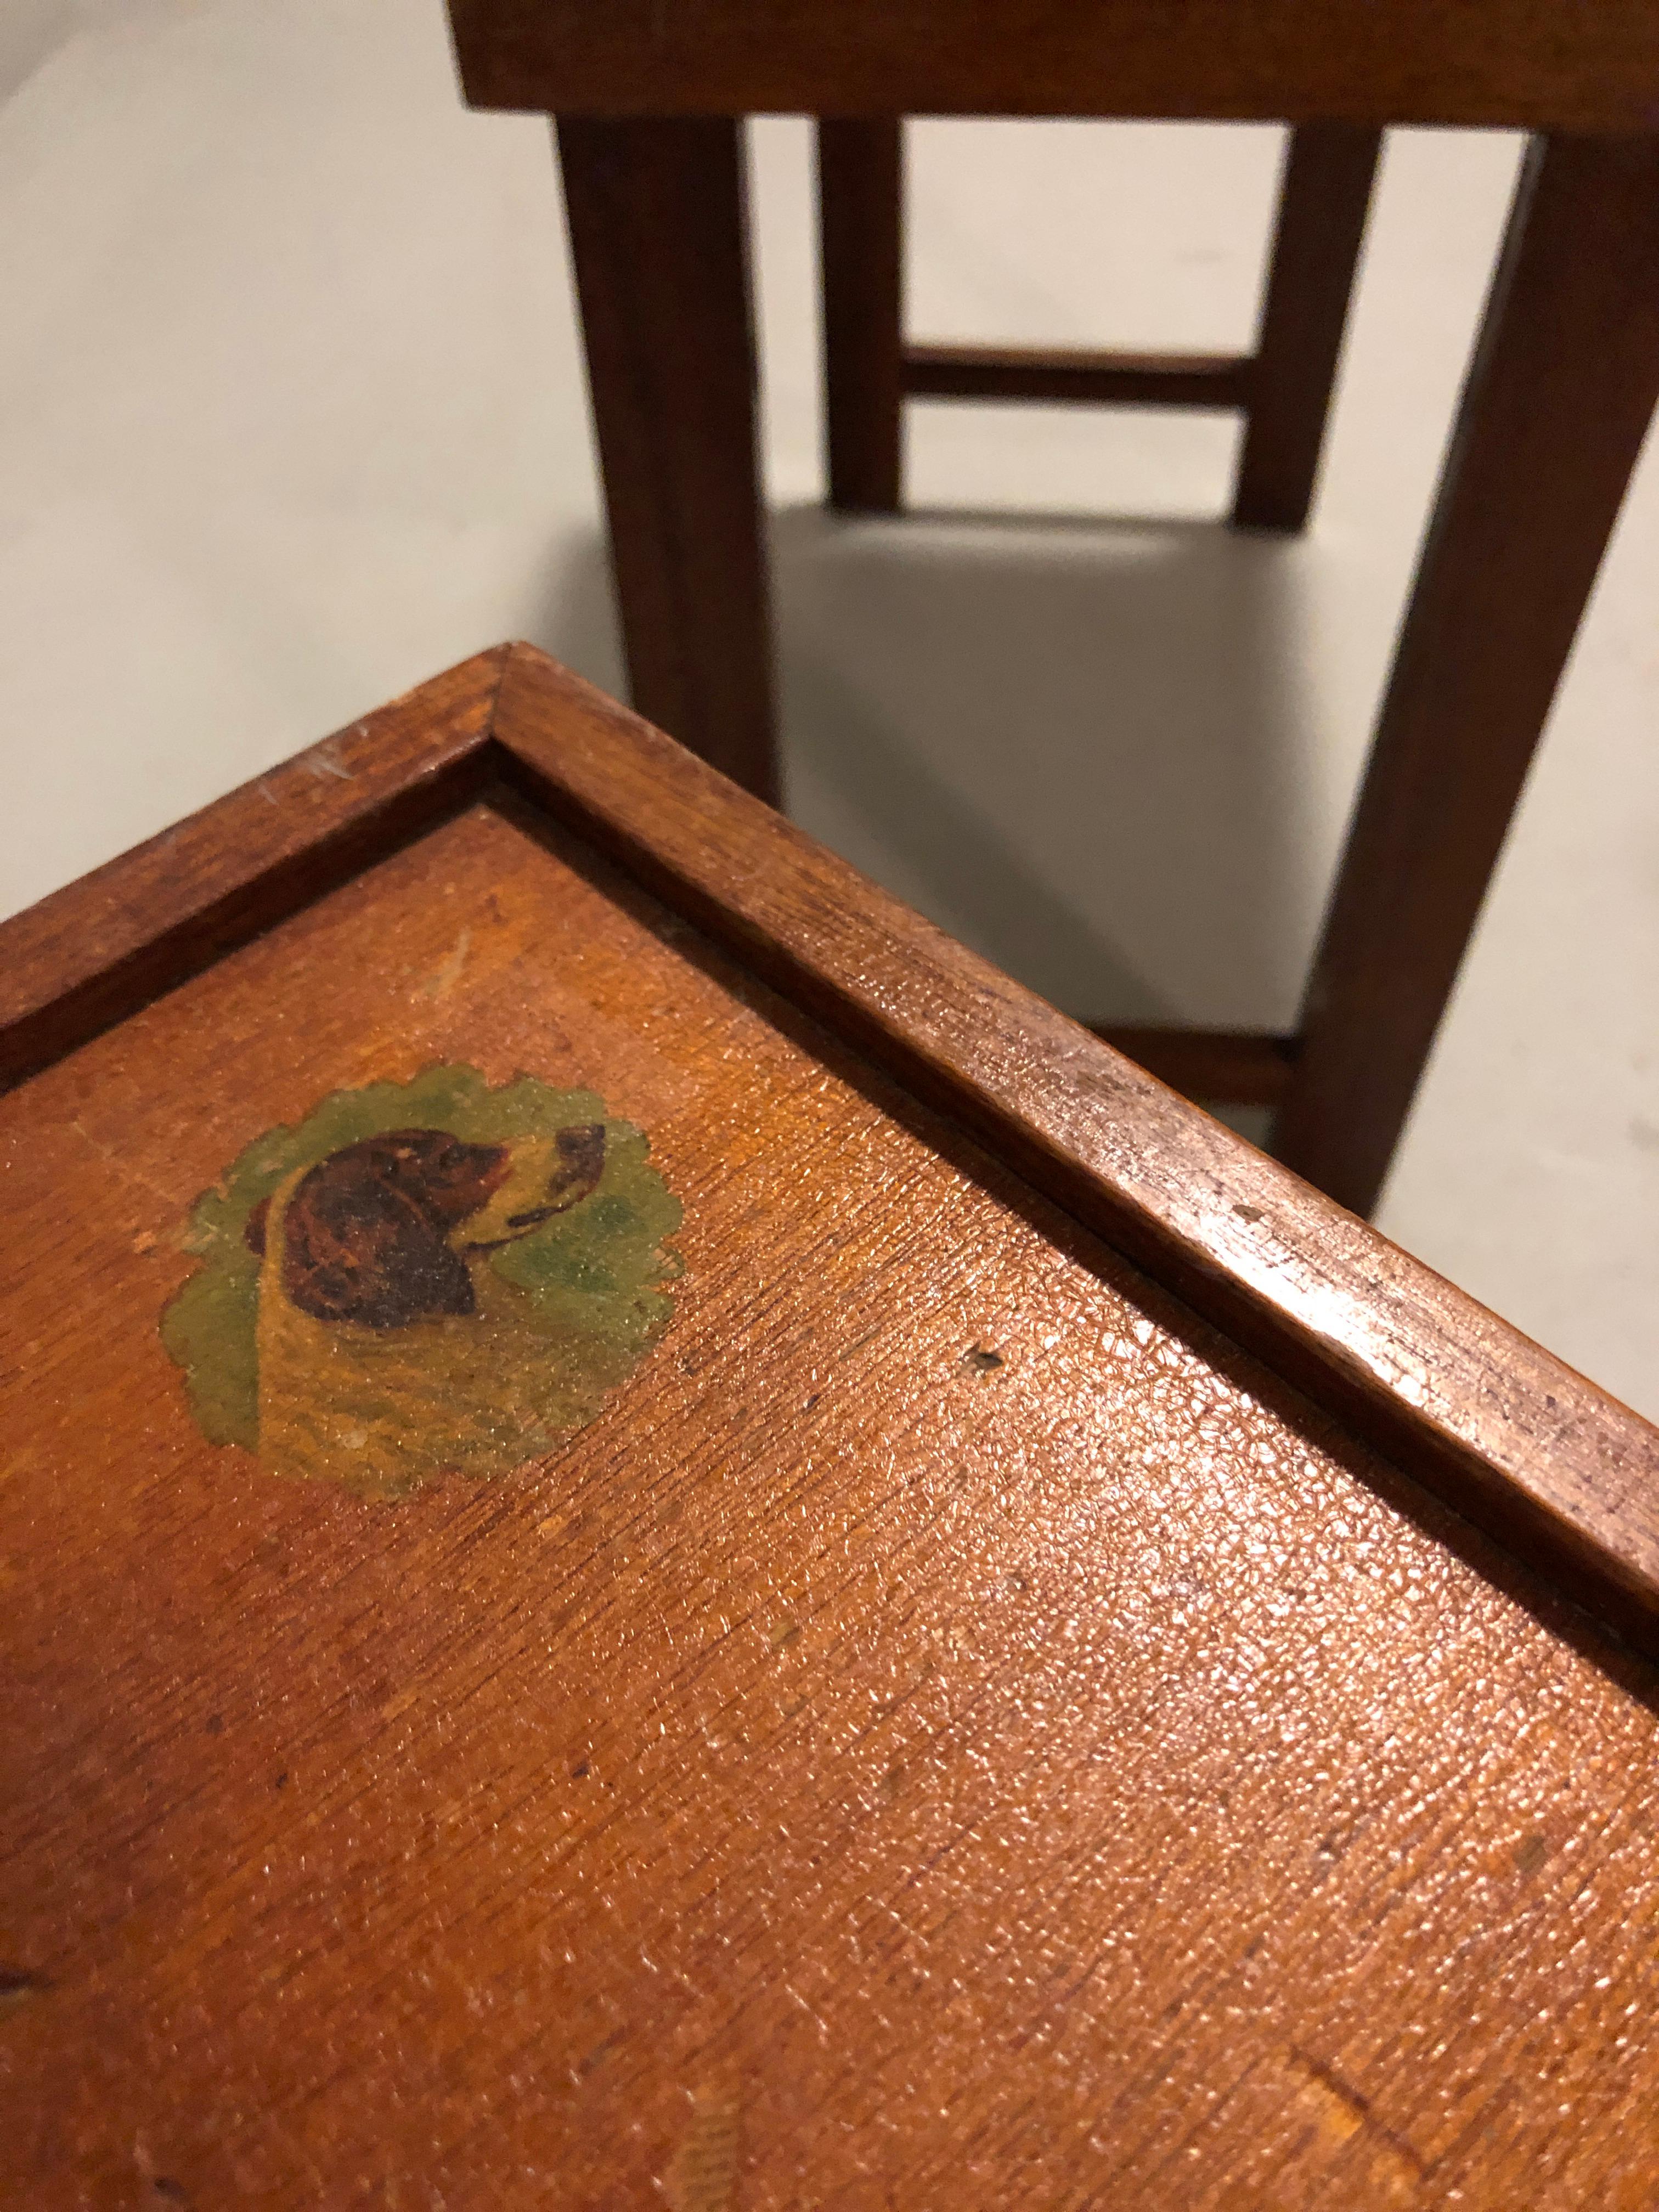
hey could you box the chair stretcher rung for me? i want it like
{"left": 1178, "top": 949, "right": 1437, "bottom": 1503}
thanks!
{"left": 904, "top": 344, "right": 1255, "bottom": 409}
{"left": 1089, "top": 1026, "right": 1299, "bottom": 1107}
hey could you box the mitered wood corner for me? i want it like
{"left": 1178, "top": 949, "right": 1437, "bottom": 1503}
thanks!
{"left": 0, "top": 645, "right": 508, "bottom": 1088}
{"left": 484, "top": 645, "right": 1659, "bottom": 1658}
{"left": 4, "top": 637, "right": 1655, "bottom": 1668}
{"left": 9, "top": 639, "right": 1659, "bottom": 2207}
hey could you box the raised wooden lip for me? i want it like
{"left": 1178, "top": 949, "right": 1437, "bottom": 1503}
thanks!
{"left": 5, "top": 642, "right": 1657, "bottom": 1661}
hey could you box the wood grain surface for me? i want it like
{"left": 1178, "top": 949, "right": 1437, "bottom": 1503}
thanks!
{"left": 487, "top": 646, "right": 1659, "bottom": 1663}
{"left": 7, "top": 779, "right": 1659, "bottom": 2206}
{"left": 5, "top": 644, "right": 1658, "bottom": 1664}
{"left": 447, "top": 0, "right": 1659, "bottom": 129}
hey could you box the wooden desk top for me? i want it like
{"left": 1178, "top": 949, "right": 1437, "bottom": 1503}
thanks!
{"left": 4, "top": 646, "right": 1658, "bottom": 2208}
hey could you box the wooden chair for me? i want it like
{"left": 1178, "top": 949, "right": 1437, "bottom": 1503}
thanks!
{"left": 445, "top": 2, "right": 1659, "bottom": 1220}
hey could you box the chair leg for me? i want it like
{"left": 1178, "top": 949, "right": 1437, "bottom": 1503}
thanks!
{"left": 1273, "top": 134, "right": 1659, "bottom": 1216}
{"left": 555, "top": 116, "right": 778, "bottom": 803}
{"left": 818, "top": 119, "right": 904, "bottom": 512}
{"left": 1232, "top": 123, "right": 1382, "bottom": 533}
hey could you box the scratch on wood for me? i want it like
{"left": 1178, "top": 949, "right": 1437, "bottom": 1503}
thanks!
{"left": 1288, "top": 2047, "right": 1427, "bottom": 2181}
{"left": 305, "top": 742, "right": 353, "bottom": 782}
{"left": 668, "top": 2080, "right": 741, "bottom": 2212}
{"left": 422, "top": 927, "right": 472, "bottom": 1001}
{"left": 67, "top": 1118, "right": 176, "bottom": 1206}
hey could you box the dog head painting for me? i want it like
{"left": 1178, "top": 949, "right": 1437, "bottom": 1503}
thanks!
{"left": 163, "top": 1070, "right": 682, "bottom": 1497}
{"left": 244, "top": 1123, "right": 608, "bottom": 1328}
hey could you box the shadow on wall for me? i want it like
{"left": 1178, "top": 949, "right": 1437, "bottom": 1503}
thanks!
{"left": 530, "top": 527, "right": 627, "bottom": 706}
{"left": 538, "top": 501, "right": 1328, "bottom": 1040}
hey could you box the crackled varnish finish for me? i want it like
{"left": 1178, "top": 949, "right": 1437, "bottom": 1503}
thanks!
{"left": 4, "top": 651, "right": 1659, "bottom": 2208}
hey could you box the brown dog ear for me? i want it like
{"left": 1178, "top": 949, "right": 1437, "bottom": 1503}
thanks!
{"left": 281, "top": 1147, "right": 477, "bottom": 1329}
{"left": 370, "top": 1128, "right": 510, "bottom": 1228}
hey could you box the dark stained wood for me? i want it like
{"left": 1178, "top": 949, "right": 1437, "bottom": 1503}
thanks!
{"left": 555, "top": 117, "right": 778, "bottom": 802}
{"left": 905, "top": 343, "right": 1254, "bottom": 410}
{"left": 0, "top": 647, "right": 504, "bottom": 1090}
{"left": 487, "top": 644, "right": 1659, "bottom": 1662}
{"left": 819, "top": 119, "right": 904, "bottom": 512}
{"left": 1275, "top": 134, "right": 1659, "bottom": 1215}
{"left": 1232, "top": 123, "right": 1382, "bottom": 531}
{"left": 448, "top": 0, "right": 1659, "bottom": 131}
{"left": 1090, "top": 1025, "right": 1298, "bottom": 1108}
{"left": 8, "top": 648, "right": 1659, "bottom": 2205}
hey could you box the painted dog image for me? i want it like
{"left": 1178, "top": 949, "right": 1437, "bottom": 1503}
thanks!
{"left": 246, "top": 1124, "right": 610, "bottom": 1494}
